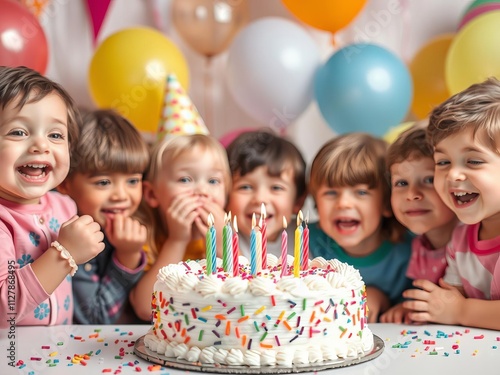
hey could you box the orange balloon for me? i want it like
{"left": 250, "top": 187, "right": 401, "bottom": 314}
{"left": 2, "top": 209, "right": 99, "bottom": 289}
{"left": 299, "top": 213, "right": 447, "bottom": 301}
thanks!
{"left": 410, "top": 34, "right": 453, "bottom": 119}
{"left": 281, "top": 0, "right": 367, "bottom": 34}
{"left": 172, "top": 0, "right": 249, "bottom": 57}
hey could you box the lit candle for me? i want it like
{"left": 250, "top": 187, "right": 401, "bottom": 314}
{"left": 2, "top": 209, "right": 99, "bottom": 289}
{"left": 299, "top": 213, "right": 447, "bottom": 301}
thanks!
{"left": 256, "top": 217, "right": 262, "bottom": 272}
{"left": 223, "top": 212, "right": 233, "bottom": 274}
{"left": 209, "top": 213, "right": 216, "bottom": 274}
{"left": 260, "top": 203, "right": 267, "bottom": 269}
{"left": 232, "top": 216, "right": 239, "bottom": 277}
{"left": 301, "top": 212, "right": 309, "bottom": 271}
{"left": 280, "top": 216, "right": 288, "bottom": 278}
{"left": 250, "top": 213, "right": 257, "bottom": 276}
{"left": 293, "top": 210, "right": 303, "bottom": 278}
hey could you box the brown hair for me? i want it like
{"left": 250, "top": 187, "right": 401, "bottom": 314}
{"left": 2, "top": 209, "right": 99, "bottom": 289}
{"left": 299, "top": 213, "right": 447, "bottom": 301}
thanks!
{"left": 310, "top": 132, "right": 406, "bottom": 243}
{"left": 226, "top": 130, "right": 307, "bottom": 201}
{"left": 387, "top": 120, "right": 432, "bottom": 170}
{"left": 144, "top": 134, "right": 231, "bottom": 261}
{"left": 428, "top": 77, "right": 500, "bottom": 152}
{"left": 0, "top": 65, "right": 79, "bottom": 153}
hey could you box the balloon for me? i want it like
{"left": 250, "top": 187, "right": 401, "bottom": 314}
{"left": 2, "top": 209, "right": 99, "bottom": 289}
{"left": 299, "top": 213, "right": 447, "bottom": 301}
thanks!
{"left": 314, "top": 43, "right": 412, "bottom": 137}
{"left": 409, "top": 34, "right": 453, "bottom": 119}
{"left": 225, "top": 18, "right": 320, "bottom": 130}
{"left": 458, "top": 3, "right": 500, "bottom": 29}
{"left": 281, "top": 0, "right": 367, "bottom": 34}
{"left": 383, "top": 121, "right": 415, "bottom": 144}
{"left": 0, "top": 0, "right": 48, "bottom": 73}
{"left": 172, "top": 0, "right": 249, "bottom": 58}
{"left": 218, "top": 127, "right": 258, "bottom": 148}
{"left": 462, "top": 0, "right": 500, "bottom": 15}
{"left": 445, "top": 11, "right": 500, "bottom": 95}
{"left": 88, "top": 27, "right": 189, "bottom": 135}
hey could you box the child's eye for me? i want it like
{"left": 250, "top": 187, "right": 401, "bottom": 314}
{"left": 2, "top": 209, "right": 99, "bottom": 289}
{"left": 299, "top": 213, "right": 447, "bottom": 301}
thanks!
{"left": 423, "top": 176, "right": 434, "bottom": 184}
{"left": 49, "top": 132, "right": 65, "bottom": 140}
{"left": 393, "top": 179, "right": 407, "bottom": 188}
{"left": 208, "top": 178, "right": 220, "bottom": 185}
{"left": 323, "top": 189, "right": 337, "bottom": 197}
{"left": 127, "top": 178, "right": 141, "bottom": 186}
{"left": 7, "top": 129, "right": 26, "bottom": 137}
{"left": 237, "top": 184, "right": 252, "bottom": 191}
{"left": 468, "top": 159, "right": 484, "bottom": 166}
{"left": 356, "top": 189, "right": 369, "bottom": 196}
{"left": 178, "top": 177, "right": 192, "bottom": 183}
{"left": 271, "top": 185, "right": 285, "bottom": 192}
{"left": 95, "top": 180, "right": 111, "bottom": 187}
{"left": 435, "top": 159, "right": 449, "bottom": 167}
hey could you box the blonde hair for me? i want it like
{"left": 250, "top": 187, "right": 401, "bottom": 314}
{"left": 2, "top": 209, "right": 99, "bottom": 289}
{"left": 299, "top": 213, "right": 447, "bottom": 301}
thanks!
{"left": 309, "top": 132, "right": 406, "bottom": 243}
{"left": 143, "top": 134, "right": 231, "bottom": 261}
{"left": 428, "top": 77, "right": 500, "bottom": 152}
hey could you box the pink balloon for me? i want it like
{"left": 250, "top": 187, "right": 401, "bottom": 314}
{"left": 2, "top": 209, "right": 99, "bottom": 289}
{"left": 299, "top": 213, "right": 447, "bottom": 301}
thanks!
{"left": 0, "top": 0, "right": 48, "bottom": 74}
{"left": 218, "top": 127, "right": 258, "bottom": 148}
{"left": 458, "top": 3, "right": 500, "bottom": 30}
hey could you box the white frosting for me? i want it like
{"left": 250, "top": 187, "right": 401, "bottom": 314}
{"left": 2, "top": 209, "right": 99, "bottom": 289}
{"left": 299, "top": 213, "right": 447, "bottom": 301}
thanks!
{"left": 145, "top": 255, "right": 373, "bottom": 367}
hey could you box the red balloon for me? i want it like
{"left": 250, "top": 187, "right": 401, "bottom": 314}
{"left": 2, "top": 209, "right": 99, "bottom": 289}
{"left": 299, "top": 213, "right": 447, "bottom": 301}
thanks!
{"left": 0, "top": 0, "right": 48, "bottom": 74}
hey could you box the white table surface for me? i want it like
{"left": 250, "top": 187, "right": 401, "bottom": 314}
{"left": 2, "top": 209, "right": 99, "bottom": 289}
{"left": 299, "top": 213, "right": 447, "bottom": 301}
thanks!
{"left": 1, "top": 323, "right": 499, "bottom": 375}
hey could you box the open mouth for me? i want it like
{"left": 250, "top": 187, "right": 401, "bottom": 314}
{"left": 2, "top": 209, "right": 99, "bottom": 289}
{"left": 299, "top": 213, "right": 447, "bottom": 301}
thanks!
{"left": 453, "top": 191, "right": 478, "bottom": 206}
{"left": 17, "top": 163, "right": 51, "bottom": 180}
{"left": 102, "top": 208, "right": 128, "bottom": 214}
{"left": 335, "top": 218, "right": 359, "bottom": 232}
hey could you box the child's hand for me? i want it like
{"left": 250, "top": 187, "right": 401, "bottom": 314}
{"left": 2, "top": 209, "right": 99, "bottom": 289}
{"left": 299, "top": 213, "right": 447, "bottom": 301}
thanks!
{"left": 379, "top": 302, "right": 412, "bottom": 324}
{"left": 402, "top": 278, "right": 465, "bottom": 325}
{"left": 57, "top": 215, "right": 105, "bottom": 264}
{"left": 105, "top": 214, "right": 147, "bottom": 267}
{"left": 165, "top": 192, "right": 203, "bottom": 242}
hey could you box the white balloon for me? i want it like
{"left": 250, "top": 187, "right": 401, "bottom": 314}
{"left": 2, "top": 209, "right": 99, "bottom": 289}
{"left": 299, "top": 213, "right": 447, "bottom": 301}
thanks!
{"left": 225, "top": 17, "right": 320, "bottom": 130}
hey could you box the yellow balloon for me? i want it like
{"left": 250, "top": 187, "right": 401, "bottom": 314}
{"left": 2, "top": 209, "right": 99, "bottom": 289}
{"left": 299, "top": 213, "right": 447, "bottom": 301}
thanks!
{"left": 410, "top": 34, "right": 453, "bottom": 119}
{"left": 281, "top": 0, "right": 366, "bottom": 34}
{"left": 446, "top": 11, "right": 500, "bottom": 95}
{"left": 88, "top": 27, "right": 189, "bottom": 135}
{"left": 383, "top": 121, "right": 415, "bottom": 144}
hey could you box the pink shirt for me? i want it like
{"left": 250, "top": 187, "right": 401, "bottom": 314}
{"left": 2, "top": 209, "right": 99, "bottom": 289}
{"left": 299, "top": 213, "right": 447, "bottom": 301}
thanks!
{"left": 444, "top": 223, "right": 500, "bottom": 300}
{"left": 406, "top": 235, "right": 447, "bottom": 284}
{"left": 0, "top": 192, "right": 77, "bottom": 327}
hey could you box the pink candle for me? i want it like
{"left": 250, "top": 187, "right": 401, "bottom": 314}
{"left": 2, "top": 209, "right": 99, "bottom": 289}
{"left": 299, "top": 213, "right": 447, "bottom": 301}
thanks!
{"left": 261, "top": 203, "right": 267, "bottom": 269}
{"left": 280, "top": 217, "right": 288, "bottom": 278}
{"left": 301, "top": 217, "right": 309, "bottom": 271}
{"left": 232, "top": 216, "right": 239, "bottom": 277}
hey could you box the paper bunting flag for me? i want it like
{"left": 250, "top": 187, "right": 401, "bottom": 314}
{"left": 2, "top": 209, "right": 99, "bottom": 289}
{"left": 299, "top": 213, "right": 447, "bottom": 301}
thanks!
{"left": 157, "top": 74, "right": 209, "bottom": 141}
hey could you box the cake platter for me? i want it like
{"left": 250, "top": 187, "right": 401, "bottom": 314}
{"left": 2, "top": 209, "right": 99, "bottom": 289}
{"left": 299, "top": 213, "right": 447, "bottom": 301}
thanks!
{"left": 134, "top": 335, "right": 384, "bottom": 374}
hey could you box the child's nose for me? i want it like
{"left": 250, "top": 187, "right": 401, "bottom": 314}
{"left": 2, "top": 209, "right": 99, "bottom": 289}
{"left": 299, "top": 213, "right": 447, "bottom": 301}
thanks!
{"left": 336, "top": 192, "right": 353, "bottom": 208}
{"left": 111, "top": 184, "right": 127, "bottom": 200}
{"left": 194, "top": 181, "right": 209, "bottom": 196}
{"left": 29, "top": 135, "right": 49, "bottom": 154}
{"left": 407, "top": 185, "right": 423, "bottom": 201}
{"left": 447, "top": 165, "right": 466, "bottom": 182}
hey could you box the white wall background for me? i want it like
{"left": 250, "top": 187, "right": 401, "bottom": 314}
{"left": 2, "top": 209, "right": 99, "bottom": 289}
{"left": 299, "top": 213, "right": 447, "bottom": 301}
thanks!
{"left": 40, "top": 0, "right": 472, "bottom": 165}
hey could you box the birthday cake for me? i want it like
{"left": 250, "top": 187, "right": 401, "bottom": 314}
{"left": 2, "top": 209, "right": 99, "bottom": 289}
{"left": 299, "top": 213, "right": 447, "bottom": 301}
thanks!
{"left": 143, "top": 254, "right": 373, "bottom": 366}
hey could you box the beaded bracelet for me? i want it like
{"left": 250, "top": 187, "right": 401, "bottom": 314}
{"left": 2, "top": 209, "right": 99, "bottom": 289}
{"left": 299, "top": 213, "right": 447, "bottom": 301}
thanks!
{"left": 51, "top": 241, "right": 78, "bottom": 276}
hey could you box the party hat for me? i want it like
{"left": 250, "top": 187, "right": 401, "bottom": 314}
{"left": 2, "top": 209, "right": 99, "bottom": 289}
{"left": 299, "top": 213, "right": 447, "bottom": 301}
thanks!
{"left": 157, "top": 74, "right": 209, "bottom": 141}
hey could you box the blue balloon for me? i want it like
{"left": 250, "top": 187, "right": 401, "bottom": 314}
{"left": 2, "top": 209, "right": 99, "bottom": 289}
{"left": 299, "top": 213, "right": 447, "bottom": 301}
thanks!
{"left": 314, "top": 43, "right": 412, "bottom": 136}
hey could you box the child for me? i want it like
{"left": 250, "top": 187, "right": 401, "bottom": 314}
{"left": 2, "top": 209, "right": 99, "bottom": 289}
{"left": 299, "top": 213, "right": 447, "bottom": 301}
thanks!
{"left": 225, "top": 130, "right": 307, "bottom": 259}
{"left": 57, "top": 109, "right": 149, "bottom": 324}
{"left": 0, "top": 66, "right": 104, "bottom": 327}
{"left": 403, "top": 78, "right": 500, "bottom": 330}
{"left": 380, "top": 122, "right": 459, "bottom": 323}
{"left": 129, "top": 134, "right": 231, "bottom": 321}
{"left": 308, "top": 132, "right": 412, "bottom": 323}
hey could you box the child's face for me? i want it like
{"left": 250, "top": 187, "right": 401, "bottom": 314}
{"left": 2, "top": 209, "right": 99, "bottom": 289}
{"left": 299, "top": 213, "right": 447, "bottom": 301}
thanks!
{"left": 145, "top": 147, "right": 227, "bottom": 215}
{"left": 0, "top": 93, "right": 70, "bottom": 204}
{"left": 434, "top": 128, "right": 500, "bottom": 228}
{"left": 59, "top": 172, "right": 143, "bottom": 228}
{"left": 390, "top": 157, "right": 456, "bottom": 236}
{"left": 315, "top": 184, "right": 391, "bottom": 256}
{"left": 226, "top": 165, "right": 300, "bottom": 241}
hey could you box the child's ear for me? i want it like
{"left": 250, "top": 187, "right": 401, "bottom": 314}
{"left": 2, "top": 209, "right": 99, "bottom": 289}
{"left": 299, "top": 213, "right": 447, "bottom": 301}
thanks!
{"left": 142, "top": 181, "right": 160, "bottom": 208}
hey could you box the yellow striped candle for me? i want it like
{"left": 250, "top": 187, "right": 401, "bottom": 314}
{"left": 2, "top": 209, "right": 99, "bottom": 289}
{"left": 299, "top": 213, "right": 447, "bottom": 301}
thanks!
{"left": 293, "top": 211, "right": 303, "bottom": 277}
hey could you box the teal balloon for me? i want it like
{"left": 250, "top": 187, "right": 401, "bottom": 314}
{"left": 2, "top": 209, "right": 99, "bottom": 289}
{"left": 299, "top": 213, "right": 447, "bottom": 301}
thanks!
{"left": 314, "top": 43, "right": 412, "bottom": 136}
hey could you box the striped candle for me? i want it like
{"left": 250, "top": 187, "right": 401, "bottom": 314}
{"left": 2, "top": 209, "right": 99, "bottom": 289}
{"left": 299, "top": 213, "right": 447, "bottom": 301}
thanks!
{"left": 223, "top": 213, "right": 233, "bottom": 274}
{"left": 260, "top": 203, "right": 267, "bottom": 269}
{"left": 209, "top": 213, "right": 217, "bottom": 274}
{"left": 301, "top": 214, "right": 309, "bottom": 271}
{"left": 232, "top": 216, "right": 239, "bottom": 277}
{"left": 256, "top": 221, "right": 262, "bottom": 272}
{"left": 250, "top": 213, "right": 257, "bottom": 276}
{"left": 280, "top": 217, "right": 288, "bottom": 278}
{"left": 206, "top": 214, "right": 214, "bottom": 275}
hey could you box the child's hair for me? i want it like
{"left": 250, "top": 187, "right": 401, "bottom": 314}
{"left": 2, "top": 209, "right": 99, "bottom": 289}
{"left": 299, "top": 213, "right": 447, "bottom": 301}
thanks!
{"left": 144, "top": 134, "right": 231, "bottom": 260}
{"left": 428, "top": 77, "right": 500, "bottom": 152}
{"left": 309, "top": 132, "right": 406, "bottom": 243}
{"left": 386, "top": 120, "right": 432, "bottom": 169}
{"left": 0, "top": 66, "right": 79, "bottom": 154}
{"left": 68, "top": 109, "right": 150, "bottom": 177}
{"left": 226, "top": 130, "right": 307, "bottom": 200}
